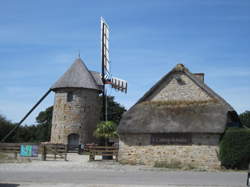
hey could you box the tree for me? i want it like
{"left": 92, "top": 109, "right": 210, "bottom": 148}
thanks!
{"left": 100, "top": 95, "right": 126, "bottom": 124}
{"left": 0, "top": 96, "right": 125, "bottom": 143}
{"left": 35, "top": 106, "right": 53, "bottom": 142}
{"left": 93, "top": 121, "right": 118, "bottom": 145}
{"left": 0, "top": 114, "right": 16, "bottom": 142}
{"left": 239, "top": 111, "right": 250, "bottom": 128}
{"left": 0, "top": 106, "right": 53, "bottom": 143}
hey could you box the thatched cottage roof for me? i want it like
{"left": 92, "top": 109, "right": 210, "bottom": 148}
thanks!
{"left": 118, "top": 64, "right": 235, "bottom": 134}
{"left": 51, "top": 58, "right": 103, "bottom": 91}
{"left": 137, "top": 64, "right": 234, "bottom": 111}
{"left": 118, "top": 101, "right": 228, "bottom": 134}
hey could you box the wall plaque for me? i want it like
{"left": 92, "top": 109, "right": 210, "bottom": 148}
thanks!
{"left": 151, "top": 133, "right": 192, "bottom": 145}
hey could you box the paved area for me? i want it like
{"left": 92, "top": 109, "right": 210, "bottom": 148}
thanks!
{"left": 0, "top": 169, "right": 247, "bottom": 187}
{"left": 0, "top": 154, "right": 247, "bottom": 187}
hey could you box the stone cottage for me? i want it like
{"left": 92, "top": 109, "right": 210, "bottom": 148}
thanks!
{"left": 50, "top": 58, "right": 102, "bottom": 147}
{"left": 118, "top": 64, "right": 240, "bottom": 169}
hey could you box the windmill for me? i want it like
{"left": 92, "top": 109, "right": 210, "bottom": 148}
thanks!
{"left": 1, "top": 18, "right": 127, "bottom": 143}
{"left": 100, "top": 17, "right": 127, "bottom": 121}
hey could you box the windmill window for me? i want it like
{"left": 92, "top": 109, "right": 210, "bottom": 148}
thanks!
{"left": 67, "top": 92, "right": 73, "bottom": 102}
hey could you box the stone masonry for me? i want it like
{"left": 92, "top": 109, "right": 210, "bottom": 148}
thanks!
{"left": 50, "top": 88, "right": 100, "bottom": 144}
{"left": 119, "top": 138, "right": 220, "bottom": 169}
{"left": 149, "top": 73, "right": 212, "bottom": 102}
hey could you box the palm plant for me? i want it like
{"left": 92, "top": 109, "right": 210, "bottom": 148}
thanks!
{"left": 93, "top": 121, "right": 118, "bottom": 146}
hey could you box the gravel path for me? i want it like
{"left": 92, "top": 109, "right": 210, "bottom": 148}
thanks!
{"left": 0, "top": 154, "right": 247, "bottom": 187}
{"left": 0, "top": 153, "right": 150, "bottom": 172}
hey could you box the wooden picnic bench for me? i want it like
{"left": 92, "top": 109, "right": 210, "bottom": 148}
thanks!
{"left": 88, "top": 146, "right": 118, "bottom": 161}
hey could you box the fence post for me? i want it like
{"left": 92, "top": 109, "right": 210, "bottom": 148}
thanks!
{"left": 64, "top": 145, "right": 67, "bottom": 161}
{"left": 54, "top": 144, "right": 57, "bottom": 160}
{"left": 14, "top": 152, "right": 17, "bottom": 159}
{"left": 66, "top": 144, "right": 69, "bottom": 153}
{"left": 78, "top": 144, "right": 81, "bottom": 155}
{"left": 41, "top": 145, "right": 46, "bottom": 161}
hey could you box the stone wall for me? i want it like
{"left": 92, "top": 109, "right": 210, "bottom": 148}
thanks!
{"left": 50, "top": 88, "right": 100, "bottom": 144}
{"left": 149, "top": 72, "right": 211, "bottom": 102}
{"left": 119, "top": 135, "right": 221, "bottom": 169}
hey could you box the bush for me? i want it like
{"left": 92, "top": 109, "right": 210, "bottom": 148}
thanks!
{"left": 219, "top": 128, "right": 250, "bottom": 169}
{"left": 239, "top": 111, "right": 250, "bottom": 128}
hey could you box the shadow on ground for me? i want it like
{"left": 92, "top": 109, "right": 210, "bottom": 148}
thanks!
{"left": 0, "top": 184, "right": 20, "bottom": 187}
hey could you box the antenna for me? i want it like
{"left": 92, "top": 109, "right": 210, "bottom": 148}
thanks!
{"left": 101, "top": 17, "right": 127, "bottom": 121}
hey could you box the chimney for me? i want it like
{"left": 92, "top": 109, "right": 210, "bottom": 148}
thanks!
{"left": 194, "top": 73, "right": 204, "bottom": 83}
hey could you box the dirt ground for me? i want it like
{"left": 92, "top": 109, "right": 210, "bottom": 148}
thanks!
{"left": 0, "top": 153, "right": 247, "bottom": 187}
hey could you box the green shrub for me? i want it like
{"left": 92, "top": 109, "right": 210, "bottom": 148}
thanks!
{"left": 219, "top": 128, "right": 250, "bottom": 169}
{"left": 239, "top": 111, "right": 250, "bottom": 128}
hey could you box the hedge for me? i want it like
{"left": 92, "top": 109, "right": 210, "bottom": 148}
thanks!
{"left": 219, "top": 128, "right": 250, "bottom": 169}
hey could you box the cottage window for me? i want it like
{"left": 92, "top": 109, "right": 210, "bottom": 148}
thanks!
{"left": 67, "top": 92, "right": 73, "bottom": 102}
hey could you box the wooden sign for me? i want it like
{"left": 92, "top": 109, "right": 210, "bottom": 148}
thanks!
{"left": 151, "top": 133, "right": 192, "bottom": 145}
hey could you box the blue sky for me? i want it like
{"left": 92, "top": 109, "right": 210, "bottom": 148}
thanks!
{"left": 0, "top": 0, "right": 249, "bottom": 124}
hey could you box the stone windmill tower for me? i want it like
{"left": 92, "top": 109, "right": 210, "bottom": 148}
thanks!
{"left": 50, "top": 57, "right": 103, "bottom": 147}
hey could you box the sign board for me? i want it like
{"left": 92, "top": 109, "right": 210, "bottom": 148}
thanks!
{"left": 20, "top": 145, "right": 38, "bottom": 157}
{"left": 151, "top": 133, "right": 192, "bottom": 145}
{"left": 101, "top": 17, "right": 110, "bottom": 79}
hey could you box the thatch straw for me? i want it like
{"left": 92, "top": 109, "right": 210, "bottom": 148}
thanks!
{"left": 141, "top": 99, "right": 218, "bottom": 108}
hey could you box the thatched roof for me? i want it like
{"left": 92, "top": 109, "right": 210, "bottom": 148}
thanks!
{"left": 137, "top": 64, "right": 234, "bottom": 111}
{"left": 90, "top": 71, "right": 103, "bottom": 90}
{"left": 118, "top": 101, "right": 228, "bottom": 134}
{"left": 118, "top": 64, "right": 234, "bottom": 134}
{"left": 51, "top": 58, "right": 102, "bottom": 91}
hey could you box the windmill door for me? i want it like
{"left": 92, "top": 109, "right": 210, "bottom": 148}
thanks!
{"left": 68, "top": 133, "right": 79, "bottom": 151}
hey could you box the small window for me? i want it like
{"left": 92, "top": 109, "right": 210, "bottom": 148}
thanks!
{"left": 67, "top": 92, "right": 73, "bottom": 102}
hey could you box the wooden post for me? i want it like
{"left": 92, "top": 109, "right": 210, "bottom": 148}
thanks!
{"left": 64, "top": 144, "right": 67, "bottom": 161}
{"left": 66, "top": 144, "right": 69, "bottom": 153}
{"left": 116, "top": 151, "right": 118, "bottom": 162}
{"left": 41, "top": 145, "right": 46, "bottom": 161}
{"left": 54, "top": 144, "right": 57, "bottom": 160}
{"left": 14, "top": 152, "right": 17, "bottom": 159}
{"left": 64, "top": 153, "right": 67, "bottom": 161}
{"left": 89, "top": 150, "right": 94, "bottom": 161}
{"left": 78, "top": 144, "right": 81, "bottom": 155}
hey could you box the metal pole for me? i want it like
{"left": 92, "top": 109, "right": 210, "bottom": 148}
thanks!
{"left": 1, "top": 89, "right": 52, "bottom": 142}
{"left": 105, "top": 89, "right": 108, "bottom": 121}
{"left": 101, "top": 21, "right": 106, "bottom": 121}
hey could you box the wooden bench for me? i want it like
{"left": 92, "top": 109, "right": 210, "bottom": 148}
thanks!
{"left": 89, "top": 146, "right": 118, "bottom": 161}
